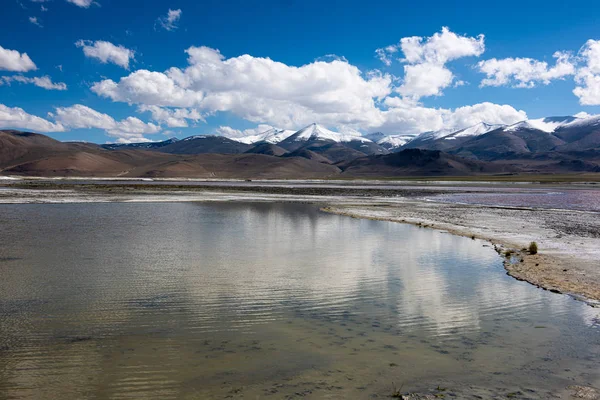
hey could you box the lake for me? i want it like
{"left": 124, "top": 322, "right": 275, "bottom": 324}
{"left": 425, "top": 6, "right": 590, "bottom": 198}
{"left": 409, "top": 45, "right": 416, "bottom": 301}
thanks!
{"left": 0, "top": 202, "right": 598, "bottom": 399}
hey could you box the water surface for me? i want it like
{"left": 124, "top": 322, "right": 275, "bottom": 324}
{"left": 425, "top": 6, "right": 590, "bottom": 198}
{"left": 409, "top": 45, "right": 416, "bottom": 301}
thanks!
{"left": 0, "top": 202, "right": 598, "bottom": 399}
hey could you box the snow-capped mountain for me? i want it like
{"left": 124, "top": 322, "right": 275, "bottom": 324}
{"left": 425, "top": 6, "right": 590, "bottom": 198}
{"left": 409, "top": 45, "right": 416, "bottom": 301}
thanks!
{"left": 288, "top": 123, "right": 372, "bottom": 143}
{"left": 505, "top": 116, "right": 580, "bottom": 133}
{"left": 414, "top": 128, "right": 457, "bottom": 142}
{"left": 232, "top": 128, "right": 296, "bottom": 145}
{"left": 182, "top": 135, "right": 210, "bottom": 141}
{"left": 443, "top": 122, "right": 505, "bottom": 140}
{"left": 376, "top": 134, "right": 419, "bottom": 150}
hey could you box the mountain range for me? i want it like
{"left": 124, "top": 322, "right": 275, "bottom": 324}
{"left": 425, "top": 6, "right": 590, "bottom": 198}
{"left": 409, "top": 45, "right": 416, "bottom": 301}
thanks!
{"left": 1, "top": 115, "right": 599, "bottom": 178}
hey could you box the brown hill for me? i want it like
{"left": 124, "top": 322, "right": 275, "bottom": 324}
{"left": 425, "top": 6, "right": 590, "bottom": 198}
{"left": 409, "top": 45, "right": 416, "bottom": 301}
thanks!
{"left": 0, "top": 130, "right": 340, "bottom": 179}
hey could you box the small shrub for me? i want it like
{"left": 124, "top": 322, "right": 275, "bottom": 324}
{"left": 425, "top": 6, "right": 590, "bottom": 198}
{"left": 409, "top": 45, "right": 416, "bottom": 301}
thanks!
{"left": 528, "top": 242, "right": 538, "bottom": 255}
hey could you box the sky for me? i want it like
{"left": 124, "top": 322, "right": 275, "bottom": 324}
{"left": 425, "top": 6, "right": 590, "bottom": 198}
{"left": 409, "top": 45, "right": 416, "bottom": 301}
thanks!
{"left": 1, "top": 0, "right": 600, "bottom": 143}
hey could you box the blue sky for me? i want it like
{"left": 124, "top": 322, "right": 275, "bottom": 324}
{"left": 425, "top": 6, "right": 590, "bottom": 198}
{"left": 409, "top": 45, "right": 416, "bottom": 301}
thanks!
{"left": 2, "top": 0, "right": 600, "bottom": 143}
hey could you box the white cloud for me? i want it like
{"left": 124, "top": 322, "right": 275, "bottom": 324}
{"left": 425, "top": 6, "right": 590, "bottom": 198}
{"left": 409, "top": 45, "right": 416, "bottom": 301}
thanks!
{"left": 29, "top": 16, "right": 43, "bottom": 27}
{"left": 89, "top": 42, "right": 530, "bottom": 135}
{"left": 156, "top": 9, "right": 182, "bottom": 31}
{"left": 377, "top": 99, "right": 526, "bottom": 134}
{"left": 375, "top": 45, "right": 399, "bottom": 66}
{"left": 1, "top": 75, "right": 67, "bottom": 90}
{"left": 399, "top": 27, "right": 485, "bottom": 65}
{"left": 92, "top": 69, "right": 205, "bottom": 107}
{"left": 397, "top": 63, "right": 453, "bottom": 98}
{"left": 388, "top": 27, "right": 485, "bottom": 99}
{"left": 66, "top": 0, "right": 96, "bottom": 8}
{"left": 91, "top": 46, "right": 392, "bottom": 129}
{"left": 0, "top": 104, "right": 64, "bottom": 132}
{"left": 573, "top": 111, "right": 598, "bottom": 119}
{"left": 138, "top": 105, "right": 204, "bottom": 127}
{"left": 443, "top": 102, "right": 527, "bottom": 129}
{"left": 216, "top": 124, "right": 274, "bottom": 139}
{"left": 53, "top": 104, "right": 160, "bottom": 142}
{"left": 76, "top": 40, "right": 134, "bottom": 69}
{"left": 478, "top": 51, "right": 576, "bottom": 88}
{"left": 0, "top": 45, "right": 37, "bottom": 72}
{"left": 573, "top": 40, "right": 600, "bottom": 105}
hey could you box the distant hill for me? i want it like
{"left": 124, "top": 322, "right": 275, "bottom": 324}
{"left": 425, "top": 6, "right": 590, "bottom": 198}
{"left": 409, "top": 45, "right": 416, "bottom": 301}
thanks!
{"left": 157, "top": 136, "right": 252, "bottom": 154}
{"left": 1, "top": 123, "right": 599, "bottom": 178}
{"left": 102, "top": 138, "right": 179, "bottom": 150}
{"left": 0, "top": 130, "right": 339, "bottom": 179}
{"left": 339, "top": 148, "right": 515, "bottom": 177}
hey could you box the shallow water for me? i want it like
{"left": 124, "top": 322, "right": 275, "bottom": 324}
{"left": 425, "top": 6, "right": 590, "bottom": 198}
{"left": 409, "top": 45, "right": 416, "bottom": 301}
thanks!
{"left": 0, "top": 202, "right": 598, "bottom": 399}
{"left": 432, "top": 189, "right": 600, "bottom": 212}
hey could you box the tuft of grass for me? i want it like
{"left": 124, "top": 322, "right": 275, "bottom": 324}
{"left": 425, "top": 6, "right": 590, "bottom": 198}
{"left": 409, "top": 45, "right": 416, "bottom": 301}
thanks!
{"left": 528, "top": 241, "right": 538, "bottom": 255}
{"left": 391, "top": 382, "right": 404, "bottom": 398}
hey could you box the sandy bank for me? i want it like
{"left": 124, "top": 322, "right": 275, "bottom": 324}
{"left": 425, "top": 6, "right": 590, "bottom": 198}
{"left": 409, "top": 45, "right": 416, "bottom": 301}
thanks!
{"left": 322, "top": 199, "right": 600, "bottom": 306}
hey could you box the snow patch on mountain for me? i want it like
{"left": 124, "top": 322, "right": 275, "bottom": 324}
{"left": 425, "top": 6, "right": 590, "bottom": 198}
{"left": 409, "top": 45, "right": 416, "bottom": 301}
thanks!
{"left": 377, "top": 134, "right": 418, "bottom": 149}
{"left": 444, "top": 122, "right": 504, "bottom": 140}
{"left": 232, "top": 128, "right": 296, "bottom": 144}
{"left": 416, "top": 128, "right": 456, "bottom": 141}
{"left": 291, "top": 123, "right": 372, "bottom": 143}
{"left": 182, "top": 135, "right": 210, "bottom": 141}
{"left": 506, "top": 117, "right": 580, "bottom": 133}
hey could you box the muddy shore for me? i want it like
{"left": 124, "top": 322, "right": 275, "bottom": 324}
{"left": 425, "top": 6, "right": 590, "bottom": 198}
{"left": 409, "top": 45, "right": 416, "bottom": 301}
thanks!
{"left": 2, "top": 179, "right": 599, "bottom": 305}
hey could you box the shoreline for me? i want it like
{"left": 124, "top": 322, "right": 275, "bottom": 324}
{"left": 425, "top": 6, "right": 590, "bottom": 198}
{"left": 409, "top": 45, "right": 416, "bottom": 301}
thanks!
{"left": 1, "top": 180, "right": 599, "bottom": 306}
{"left": 320, "top": 201, "right": 600, "bottom": 307}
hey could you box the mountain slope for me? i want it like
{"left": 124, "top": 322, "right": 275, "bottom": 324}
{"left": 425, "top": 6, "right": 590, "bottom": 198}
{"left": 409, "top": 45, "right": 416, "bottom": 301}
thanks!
{"left": 0, "top": 130, "right": 73, "bottom": 169}
{"left": 278, "top": 123, "right": 373, "bottom": 151}
{"left": 244, "top": 143, "right": 288, "bottom": 156}
{"left": 340, "top": 149, "right": 513, "bottom": 177}
{"left": 157, "top": 136, "right": 252, "bottom": 154}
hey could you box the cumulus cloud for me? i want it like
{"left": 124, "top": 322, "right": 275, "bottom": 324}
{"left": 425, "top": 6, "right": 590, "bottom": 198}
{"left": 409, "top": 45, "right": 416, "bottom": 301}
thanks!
{"left": 377, "top": 99, "right": 526, "bottom": 134}
{"left": 399, "top": 27, "right": 485, "bottom": 65}
{"left": 397, "top": 63, "right": 453, "bottom": 98}
{"left": 1, "top": 75, "right": 67, "bottom": 90}
{"left": 138, "top": 105, "right": 205, "bottom": 127}
{"left": 0, "top": 45, "right": 37, "bottom": 72}
{"left": 443, "top": 102, "right": 527, "bottom": 129}
{"left": 478, "top": 51, "right": 576, "bottom": 88}
{"left": 76, "top": 40, "right": 134, "bottom": 69}
{"left": 66, "top": 0, "right": 96, "bottom": 8}
{"left": 0, "top": 104, "right": 64, "bottom": 132}
{"left": 53, "top": 104, "right": 160, "bottom": 142}
{"left": 573, "top": 40, "right": 600, "bottom": 105}
{"left": 91, "top": 46, "right": 392, "bottom": 129}
{"left": 380, "top": 27, "right": 485, "bottom": 99}
{"left": 156, "top": 9, "right": 182, "bottom": 31}
{"left": 92, "top": 69, "right": 205, "bottom": 107}
{"left": 88, "top": 41, "right": 532, "bottom": 135}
